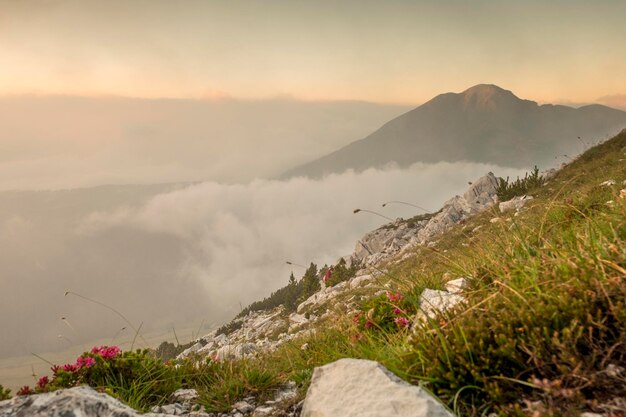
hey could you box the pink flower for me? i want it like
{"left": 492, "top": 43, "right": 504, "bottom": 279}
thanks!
{"left": 50, "top": 365, "right": 61, "bottom": 374}
{"left": 387, "top": 292, "right": 403, "bottom": 302}
{"left": 392, "top": 307, "right": 405, "bottom": 315}
{"left": 364, "top": 319, "right": 375, "bottom": 329}
{"left": 75, "top": 356, "right": 96, "bottom": 369}
{"left": 352, "top": 313, "right": 360, "bottom": 323}
{"left": 62, "top": 363, "right": 77, "bottom": 372}
{"left": 394, "top": 317, "right": 410, "bottom": 327}
{"left": 36, "top": 376, "right": 49, "bottom": 389}
{"left": 17, "top": 385, "right": 32, "bottom": 396}
{"left": 91, "top": 345, "right": 121, "bottom": 359}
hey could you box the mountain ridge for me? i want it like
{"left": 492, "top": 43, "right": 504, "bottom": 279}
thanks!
{"left": 281, "top": 84, "right": 626, "bottom": 178}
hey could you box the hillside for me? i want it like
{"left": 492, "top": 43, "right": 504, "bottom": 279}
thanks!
{"left": 282, "top": 85, "right": 626, "bottom": 178}
{"left": 2, "top": 129, "right": 626, "bottom": 416}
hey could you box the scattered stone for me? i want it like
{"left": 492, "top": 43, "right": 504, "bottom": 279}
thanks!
{"left": 170, "top": 388, "right": 199, "bottom": 403}
{"left": 301, "top": 358, "right": 453, "bottom": 417}
{"left": 499, "top": 195, "right": 533, "bottom": 213}
{"left": 272, "top": 381, "right": 297, "bottom": 403}
{"left": 233, "top": 401, "right": 254, "bottom": 413}
{"left": 579, "top": 413, "right": 603, "bottom": 417}
{"left": 489, "top": 217, "right": 501, "bottom": 224}
{"left": 159, "top": 403, "right": 184, "bottom": 415}
{"left": 600, "top": 179, "right": 616, "bottom": 187}
{"left": 252, "top": 406, "right": 275, "bottom": 417}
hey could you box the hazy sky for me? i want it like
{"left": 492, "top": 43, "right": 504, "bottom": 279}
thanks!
{"left": 1, "top": 0, "right": 625, "bottom": 105}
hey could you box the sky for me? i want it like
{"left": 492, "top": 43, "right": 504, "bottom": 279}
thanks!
{"left": 1, "top": 0, "right": 625, "bottom": 105}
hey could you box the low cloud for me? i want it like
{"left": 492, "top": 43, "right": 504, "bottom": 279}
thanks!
{"left": 0, "top": 162, "right": 527, "bottom": 358}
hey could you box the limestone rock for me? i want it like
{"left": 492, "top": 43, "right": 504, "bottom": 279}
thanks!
{"left": 0, "top": 385, "right": 172, "bottom": 417}
{"left": 418, "top": 289, "right": 464, "bottom": 319}
{"left": 445, "top": 277, "right": 468, "bottom": 294}
{"left": 169, "top": 388, "right": 199, "bottom": 404}
{"left": 499, "top": 195, "right": 533, "bottom": 213}
{"left": 233, "top": 400, "right": 254, "bottom": 413}
{"left": 301, "top": 358, "right": 453, "bottom": 417}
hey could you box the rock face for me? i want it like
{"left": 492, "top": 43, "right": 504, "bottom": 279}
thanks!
{"left": 0, "top": 385, "right": 170, "bottom": 417}
{"left": 355, "top": 173, "right": 501, "bottom": 266}
{"left": 301, "top": 359, "right": 454, "bottom": 417}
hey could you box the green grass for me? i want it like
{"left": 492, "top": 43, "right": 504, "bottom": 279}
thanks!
{"left": 5, "top": 130, "right": 626, "bottom": 416}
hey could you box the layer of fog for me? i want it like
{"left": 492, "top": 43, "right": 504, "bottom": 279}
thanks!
{"left": 0, "top": 95, "right": 410, "bottom": 190}
{"left": 0, "top": 162, "right": 527, "bottom": 358}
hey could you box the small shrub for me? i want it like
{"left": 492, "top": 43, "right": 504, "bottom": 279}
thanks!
{"left": 326, "top": 257, "right": 360, "bottom": 287}
{"left": 0, "top": 384, "right": 10, "bottom": 401}
{"left": 496, "top": 166, "right": 544, "bottom": 201}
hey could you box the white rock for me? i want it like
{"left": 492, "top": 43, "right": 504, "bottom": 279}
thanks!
{"left": 499, "top": 195, "right": 533, "bottom": 213}
{"left": 445, "top": 278, "right": 468, "bottom": 294}
{"left": 418, "top": 289, "right": 464, "bottom": 319}
{"left": 169, "top": 388, "right": 199, "bottom": 403}
{"left": 600, "top": 179, "right": 616, "bottom": 187}
{"left": 272, "top": 381, "right": 297, "bottom": 403}
{"left": 179, "top": 342, "right": 203, "bottom": 358}
{"left": 289, "top": 313, "right": 308, "bottom": 325}
{"left": 252, "top": 406, "right": 275, "bottom": 416}
{"left": 0, "top": 385, "right": 173, "bottom": 417}
{"left": 301, "top": 358, "right": 453, "bottom": 417}
{"left": 349, "top": 274, "right": 374, "bottom": 289}
{"left": 233, "top": 400, "right": 255, "bottom": 413}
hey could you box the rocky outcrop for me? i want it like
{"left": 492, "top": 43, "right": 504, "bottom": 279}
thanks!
{"left": 301, "top": 359, "right": 453, "bottom": 417}
{"left": 0, "top": 385, "right": 171, "bottom": 417}
{"left": 354, "top": 173, "right": 501, "bottom": 266}
{"left": 180, "top": 174, "right": 499, "bottom": 366}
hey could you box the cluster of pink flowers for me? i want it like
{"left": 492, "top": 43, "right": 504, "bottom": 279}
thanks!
{"left": 394, "top": 317, "right": 410, "bottom": 327}
{"left": 387, "top": 291, "right": 403, "bottom": 302}
{"left": 75, "top": 356, "right": 96, "bottom": 369}
{"left": 91, "top": 345, "right": 121, "bottom": 359}
{"left": 17, "top": 346, "right": 123, "bottom": 396}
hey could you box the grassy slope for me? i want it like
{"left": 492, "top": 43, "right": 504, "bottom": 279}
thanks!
{"left": 221, "top": 129, "right": 626, "bottom": 416}
{"left": 3, "top": 131, "right": 625, "bottom": 416}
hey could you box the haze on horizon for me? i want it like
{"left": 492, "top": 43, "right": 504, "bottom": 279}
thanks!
{"left": 1, "top": 0, "right": 625, "bottom": 107}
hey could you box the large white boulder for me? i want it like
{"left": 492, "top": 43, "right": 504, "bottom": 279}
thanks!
{"left": 0, "top": 385, "right": 172, "bottom": 417}
{"left": 301, "top": 358, "right": 453, "bottom": 417}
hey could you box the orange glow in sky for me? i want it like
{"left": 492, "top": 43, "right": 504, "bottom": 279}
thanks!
{"left": 0, "top": 0, "right": 625, "bottom": 106}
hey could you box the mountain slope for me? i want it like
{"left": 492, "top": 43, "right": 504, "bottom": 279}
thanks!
{"left": 281, "top": 84, "right": 626, "bottom": 178}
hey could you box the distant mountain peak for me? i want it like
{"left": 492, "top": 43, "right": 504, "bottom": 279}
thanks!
{"left": 460, "top": 84, "right": 520, "bottom": 107}
{"left": 280, "top": 84, "right": 626, "bottom": 179}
